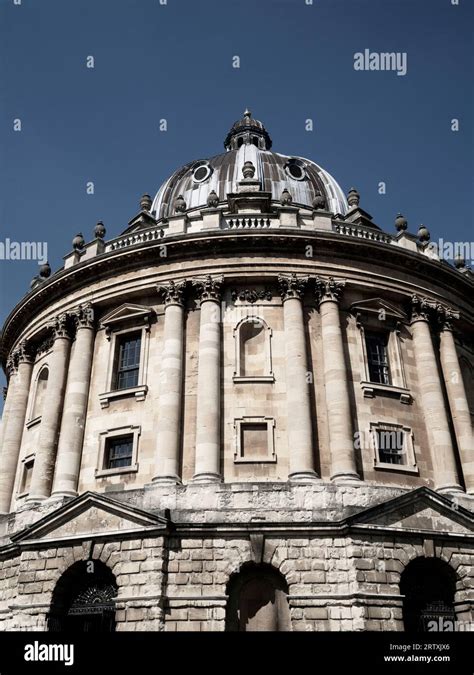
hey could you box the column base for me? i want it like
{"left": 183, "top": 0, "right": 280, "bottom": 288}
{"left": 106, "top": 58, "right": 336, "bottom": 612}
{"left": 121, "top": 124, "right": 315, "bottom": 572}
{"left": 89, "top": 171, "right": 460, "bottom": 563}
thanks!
{"left": 191, "top": 473, "right": 222, "bottom": 484}
{"left": 26, "top": 494, "right": 48, "bottom": 504}
{"left": 331, "top": 472, "right": 362, "bottom": 486}
{"left": 436, "top": 484, "right": 465, "bottom": 496}
{"left": 152, "top": 475, "right": 182, "bottom": 485}
{"left": 49, "top": 490, "right": 78, "bottom": 500}
{"left": 288, "top": 471, "right": 321, "bottom": 483}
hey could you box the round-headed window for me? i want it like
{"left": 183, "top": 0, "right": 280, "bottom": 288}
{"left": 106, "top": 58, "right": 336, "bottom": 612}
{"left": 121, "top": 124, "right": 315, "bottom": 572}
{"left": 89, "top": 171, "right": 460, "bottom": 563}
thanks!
{"left": 192, "top": 162, "right": 212, "bottom": 183}
{"left": 285, "top": 159, "right": 306, "bottom": 181}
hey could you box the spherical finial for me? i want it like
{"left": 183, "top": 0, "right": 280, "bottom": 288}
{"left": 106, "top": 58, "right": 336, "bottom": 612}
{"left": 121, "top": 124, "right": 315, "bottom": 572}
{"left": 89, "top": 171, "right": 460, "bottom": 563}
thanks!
{"left": 454, "top": 251, "right": 466, "bottom": 269}
{"left": 174, "top": 195, "right": 187, "bottom": 213}
{"left": 207, "top": 190, "right": 219, "bottom": 208}
{"left": 395, "top": 213, "right": 408, "bottom": 232}
{"left": 417, "top": 224, "right": 430, "bottom": 243}
{"left": 242, "top": 161, "right": 255, "bottom": 179}
{"left": 312, "top": 191, "right": 327, "bottom": 211}
{"left": 39, "top": 261, "right": 51, "bottom": 278}
{"left": 243, "top": 108, "right": 251, "bottom": 118}
{"left": 72, "top": 233, "right": 85, "bottom": 250}
{"left": 280, "top": 188, "right": 292, "bottom": 206}
{"left": 347, "top": 188, "right": 360, "bottom": 208}
{"left": 94, "top": 221, "right": 106, "bottom": 239}
{"left": 140, "top": 193, "right": 152, "bottom": 212}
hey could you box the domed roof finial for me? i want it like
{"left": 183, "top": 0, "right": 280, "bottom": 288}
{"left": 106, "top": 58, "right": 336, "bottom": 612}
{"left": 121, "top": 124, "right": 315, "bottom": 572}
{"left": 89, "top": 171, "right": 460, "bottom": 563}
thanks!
{"left": 242, "top": 161, "right": 256, "bottom": 179}
{"left": 140, "top": 193, "right": 152, "bottom": 212}
{"left": 347, "top": 187, "right": 360, "bottom": 208}
{"left": 395, "top": 213, "right": 408, "bottom": 232}
{"left": 224, "top": 111, "right": 272, "bottom": 151}
{"left": 417, "top": 224, "right": 430, "bottom": 243}
{"left": 454, "top": 251, "right": 466, "bottom": 270}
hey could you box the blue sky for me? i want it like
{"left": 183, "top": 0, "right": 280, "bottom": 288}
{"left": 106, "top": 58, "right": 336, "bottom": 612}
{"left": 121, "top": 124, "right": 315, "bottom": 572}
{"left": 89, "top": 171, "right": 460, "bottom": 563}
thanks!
{"left": 0, "top": 0, "right": 472, "bottom": 402}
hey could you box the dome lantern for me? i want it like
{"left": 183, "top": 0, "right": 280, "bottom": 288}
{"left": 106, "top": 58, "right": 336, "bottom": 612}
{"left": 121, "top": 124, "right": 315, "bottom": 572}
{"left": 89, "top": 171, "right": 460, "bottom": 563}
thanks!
{"left": 224, "top": 109, "right": 273, "bottom": 151}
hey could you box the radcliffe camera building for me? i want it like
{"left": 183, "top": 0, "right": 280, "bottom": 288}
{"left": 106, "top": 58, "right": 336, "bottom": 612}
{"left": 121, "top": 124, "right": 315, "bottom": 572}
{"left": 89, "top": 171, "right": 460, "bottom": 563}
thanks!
{"left": 0, "top": 111, "right": 473, "bottom": 632}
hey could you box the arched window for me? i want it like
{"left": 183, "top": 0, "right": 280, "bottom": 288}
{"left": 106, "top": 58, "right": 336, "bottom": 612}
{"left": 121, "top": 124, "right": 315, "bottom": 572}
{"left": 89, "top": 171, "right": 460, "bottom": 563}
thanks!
{"left": 48, "top": 560, "right": 117, "bottom": 633}
{"left": 225, "top": 563, "right": 290, "bottom": 632}
{"left": 31, "top": 367, "right": 49, "bottom": 420}
{"left": 400, "top": 557, "right": 457, "bottom": 632}
{"left": 234, "top": 317, "right": 274, "bottom": 382}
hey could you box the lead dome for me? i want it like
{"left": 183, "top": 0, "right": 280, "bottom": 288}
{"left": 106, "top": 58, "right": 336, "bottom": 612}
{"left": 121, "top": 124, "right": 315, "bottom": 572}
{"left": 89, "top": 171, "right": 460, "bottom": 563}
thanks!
{"left": 151, "top": 110, "right": 348, "bottom": 220}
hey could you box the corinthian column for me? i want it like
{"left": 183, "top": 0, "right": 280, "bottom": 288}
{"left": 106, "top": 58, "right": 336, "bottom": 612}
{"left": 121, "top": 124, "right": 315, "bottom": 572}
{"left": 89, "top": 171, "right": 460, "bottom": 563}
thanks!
{"left": 153, "top": 281, "right": 186, "bottom": 483}
{"left": 51, "top": 304, "right": 95, "bottom": 498}
{"left": 410, "top": 296, "right": 462, "bottom": 493}
{"left": 278, "top": 274, "right": 318, "bottom": 481}
{"left": 28, "top": 313, "right": 72, "bottom": 502}
{"left": 0, "top": 342, "right": 34, "bottom": 513}
{"left": 316, "top": 277, "right": 360, "bottom": 484}
{"left": 437, "top": 306, "right": 473, "bottom": 493}
{"left": 192, "top": 275, "right": 223, "bottom": 483}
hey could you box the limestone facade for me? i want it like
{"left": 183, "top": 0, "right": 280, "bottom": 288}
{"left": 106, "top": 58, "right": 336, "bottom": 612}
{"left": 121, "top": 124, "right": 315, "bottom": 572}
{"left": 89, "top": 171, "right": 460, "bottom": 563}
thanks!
{"left": 0, "top": 112, "right": 473, "bottom": 631}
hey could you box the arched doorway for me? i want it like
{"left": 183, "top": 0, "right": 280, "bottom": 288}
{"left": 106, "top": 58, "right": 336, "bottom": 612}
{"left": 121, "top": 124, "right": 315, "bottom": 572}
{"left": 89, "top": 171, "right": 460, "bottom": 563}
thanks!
{"left": 225, "top": 563, "right": 291, "bottom": 632}
{"left": 48, "top": 560, "right": 117, "bottom": 632}
{"left": 400, "top": 557, "right": 457, "bottom": 632}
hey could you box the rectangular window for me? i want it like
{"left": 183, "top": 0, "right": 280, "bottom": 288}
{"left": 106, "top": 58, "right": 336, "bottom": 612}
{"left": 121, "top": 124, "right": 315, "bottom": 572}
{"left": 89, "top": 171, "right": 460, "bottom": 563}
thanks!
{"left": 365, "top": 331, "right": 391, "bottom": 385}
{"left": 376, "top": 428, "right": 405, "bottom": 465}
{"left": 21, "top": 460, "right": 34, "bottom": 494}
{"left": 105, "top": 435, "right": 133, "bottom": 469}
{"left": 114, "top": 333, "right": 141, "bottom": 390}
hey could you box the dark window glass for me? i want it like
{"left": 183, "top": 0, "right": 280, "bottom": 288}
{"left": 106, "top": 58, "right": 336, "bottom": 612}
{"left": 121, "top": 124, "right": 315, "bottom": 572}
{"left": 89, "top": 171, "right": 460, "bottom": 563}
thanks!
{"left": 376, "top": 428, "right": 405, "bottom": 465}
{"left": 115, "top": 333, "right": 141, "bottom": 390}
{"left": 288, "top": 163, "right": 303, "bottom": 179}
{"left": 365, "top": 332, "right": 391, "bottom": 384}
{"left": 105, "top": 436, "right": 133, "bottom": 469}
{"left": 193, "top": 165, "right": 208, "bottom": 181}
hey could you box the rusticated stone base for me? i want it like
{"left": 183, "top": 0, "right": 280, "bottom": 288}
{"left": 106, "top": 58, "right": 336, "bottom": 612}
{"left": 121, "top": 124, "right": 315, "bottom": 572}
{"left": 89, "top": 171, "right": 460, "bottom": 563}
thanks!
{"left": 0, "top": 483, "right": 472, "bottom": 632}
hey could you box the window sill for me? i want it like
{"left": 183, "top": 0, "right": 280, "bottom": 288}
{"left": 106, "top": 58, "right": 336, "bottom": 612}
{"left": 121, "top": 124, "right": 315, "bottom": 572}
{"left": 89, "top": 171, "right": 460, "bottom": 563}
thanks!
{"left": 95, "top": 463, "right": 139, "bottom": 478}
{"left": 233, "top": 375, "right": 275, "bottom": 384}
{"left": 374, "top": 462, "right": 419, "bottom": 475}
{"left": 361, "top": 381, "right": 412, "bottom": 404}
{"left": 25, "top": 416, "right": 41, "bottom": 429}
{"left": 99, "top": 385, "right": 148, "bottom": 409}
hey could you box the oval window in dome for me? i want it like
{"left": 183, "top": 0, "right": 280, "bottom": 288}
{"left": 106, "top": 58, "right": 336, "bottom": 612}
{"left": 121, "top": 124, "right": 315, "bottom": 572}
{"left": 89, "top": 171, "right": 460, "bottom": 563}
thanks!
{"left": 285, "top": 159, "right": 306, "bottom": 181}
{"left": 192, "top": 162, "right": 212, "bottom": 183}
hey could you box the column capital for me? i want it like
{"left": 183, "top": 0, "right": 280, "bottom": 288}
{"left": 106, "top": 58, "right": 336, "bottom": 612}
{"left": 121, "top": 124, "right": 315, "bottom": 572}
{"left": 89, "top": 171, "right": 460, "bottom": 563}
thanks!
{"left": 435, "top": 303, "right": 460, "bottom": 332}
{"left": 72, "top": 302, "right": 95, "bottom": 330}
{"left": 157, "top": 280, "right": 186, "bottom": 307}
{"left": 7, "top": 339, "right": 35, "bottom": 374}
{"left": 409, "top": 294, "right": 436, "bottom": 323}
{"left": 315, "top": 276, "right": 346, "bottom": 305}
{"left": 192, "top": 275, "right": 224, "bottom": 303}
{"left": 278, "top": 273, "right": 309, "bottom": 301}
{"left": 48, "top": 312, "right": 73, "bottom": 340}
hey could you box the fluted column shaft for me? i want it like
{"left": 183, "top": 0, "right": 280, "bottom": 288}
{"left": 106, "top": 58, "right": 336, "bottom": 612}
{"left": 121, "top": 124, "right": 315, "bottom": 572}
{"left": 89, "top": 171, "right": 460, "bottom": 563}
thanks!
{"left": 439, "top": 323, "right": 473, "bottom": 493}
{"left": 153, "top": 282, "right": 186, "bottom": 483}
{"left": 193, "top": 276, "right": 222, "bottom": 482}
{"left": 279, "top": 275, "right": 318, "bottom": 481}
{"left": 410, "top": 298, "right": 462, "bottom": 493}
{"left": 317, "top": 278, "right": 360, "bottom": 483}
{"left": 52, "top": 305, "right": 95, "bottom": 497}
{"left": 0, "top": 345, "right": 34, "bottom": 513}
{"left": 29, "top": 315, "right": 71, "bottom": 501}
